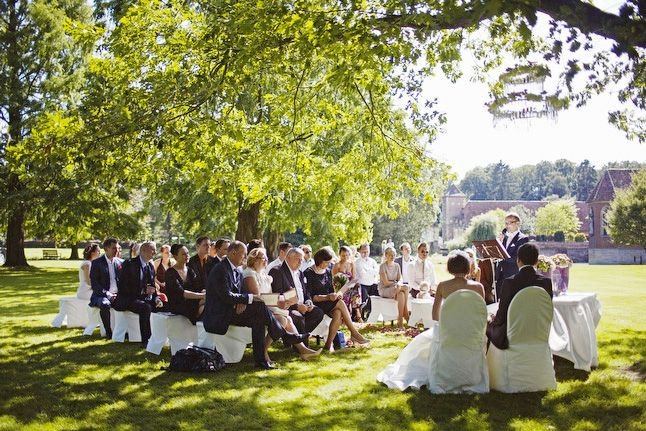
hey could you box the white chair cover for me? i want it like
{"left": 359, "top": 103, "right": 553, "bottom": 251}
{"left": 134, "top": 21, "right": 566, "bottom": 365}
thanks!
{"left": 197, "top": 322, "right": 253, "bottom": 363}
{"left": 408, "top": 298, "right": 434, "bottom": 328}
{"left": 366, "top": 296, "right": 399, "bottom": 324}
{"left": 51, "top": 298, "right": 89, "bottom": 328}
{"left": 487, "top": 286, "right": 557, "bottom": 393}
{"left": 310, "top": 315, "right": 332, "bottom": 342}
{"left": 428, "top": 289, "right": 489, "bottom": 394}
{"left": 83, "top": 306, "right": 114, "bottom": 336}
{"left": 112, "top": 310, "right": 142, "bottom": 342}
{"left": 147, "top": 313, "right": 198, "bottom": 355}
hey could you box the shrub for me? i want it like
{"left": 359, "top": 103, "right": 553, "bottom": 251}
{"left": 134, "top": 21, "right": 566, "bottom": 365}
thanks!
{"left": 554, "top": 231, "right": 565, "bottom": 242}
{"left": 446, "top": 236, "right": 467, "bottom": 251}
{"left": 574, "top": 233, "right": 587, "bottom": 242}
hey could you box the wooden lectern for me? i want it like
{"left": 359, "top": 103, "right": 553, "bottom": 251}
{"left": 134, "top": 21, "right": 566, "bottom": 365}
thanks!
{"left": 473, "top": 240, "right": 510, "bottom": 303}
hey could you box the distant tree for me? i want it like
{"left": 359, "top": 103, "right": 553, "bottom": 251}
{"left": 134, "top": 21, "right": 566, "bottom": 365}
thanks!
{"left": 487, "top": 161, "right": 514, "bottom": 200}
{"left": 459, "top": 167, "right": 490, "bottom": 200}
{"left": 573, "top": 160, "right": 599, "bottom": 201}
{"left": 602, "top": 161, "right": 646, "bottom": 170}
{"left": 464, "top": 209, "right": 506, "bottom": 244}
{"left": 533, "top": 161, "right": 556, "bottom": 199}
{"left": 554, "top": 159, "right": 576, "bottom": 195}
{"left": 548, "top": 173, "right": 569, "bottom": 197}
{"left": 514, "top": 165, "right": 540, "bottom": 200}
{"left": 535, "top": 199, "right": 581, "bottom": 236}
{"left": 607, "top": 170, "right": 646, "bottom": 249}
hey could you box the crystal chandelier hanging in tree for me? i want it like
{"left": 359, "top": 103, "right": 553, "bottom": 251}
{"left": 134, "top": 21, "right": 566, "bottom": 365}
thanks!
{"left": 487, "top": 63, "right": 569, "bottom": 126}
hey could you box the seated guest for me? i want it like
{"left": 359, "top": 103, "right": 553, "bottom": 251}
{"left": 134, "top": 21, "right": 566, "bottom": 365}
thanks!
{"left": 209, "top": 242, "right": 218, "bottom": 258}
{"left": 355, "top": 243, "right": 379, "bottom": 300}
{"left": 378, "top": 246, "right": 409, "bottom": 329}
{"left": 269, "top": 248, "right": 324, "bottom": 335}
{"left": 114, "top": 243, "right": 124, "bottom": 265}
{"left": 114, "top": 241, "right": 165, "bottom": 346}
{"left": 431, "top": 251, "right": 485, "bottom": 320}
{"left": 165, "top": 244, "right": 206, "bottom": 324}
{"left": 305, "top": 247, "right": 370, "bottom": 353}
{"left": 154, "top": 244, "right": 173, "bottom": 299}
{"left": 89, "top": 238, "right": 122, "bottom": 338}
{"left": 130, "top": 242, "right": 140, "bottom": 258}
{"left": 77, "top": 243, "right": 100, "bottom": 300}
{"left": 202, "top": 241, "right": 312, "bottom": 369}
{"left": 212, "top": 238, "right": 230, "bottom": 263}
{"left": 247, "top": 238, "right": 264, "bottom": 255}
{"left": 495, "top": 212, "right": 529, "bottom": 298}
{"left": 395, "top": 242, "right": 415, "bottom": 285}
{"left": 243, "top": 247, "right": 322, "bottom": 360}
{"left": 266, "top": 241, "right": 292, "bottom": 272}
{"left": 465, "top": 249, "right": 481, "bottom": 283}
{"left": 188, "top": 236, "right": 216, "bottom": 292}
{"left": 299, "top": 244, "right": 314, "bottom": 271}
{"left": 487, "top": 243, "right": 552, "bottom": 350}
{"left": 332, "top": 246, "right": 362, "bottom": 322}
{"left": 407, "top": 242, "right": 437, "bottom": 298}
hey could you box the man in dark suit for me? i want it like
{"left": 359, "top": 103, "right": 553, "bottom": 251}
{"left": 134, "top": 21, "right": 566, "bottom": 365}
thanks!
{"left": 202, "top": 240, "right": 309, "bottom": 369}
{"left": 113, "top": 241, "right": 164, "bottom": 346}
{"left": 269, "top": 248, "right": 324, "bottom": 336}
{"left": 89, "top": 238, "right": 122, "bottom": 338}
{"left": 487, "top": 242, "right": 552, "bottom": 350}
{"left": 188, "top": 236, "right": 217, "bottom": 292}
{"left": 212, "top": 238, "right": 230, "bottom": 264}
{"left": 495, "top": 212, "right": 529, "bottom": 299}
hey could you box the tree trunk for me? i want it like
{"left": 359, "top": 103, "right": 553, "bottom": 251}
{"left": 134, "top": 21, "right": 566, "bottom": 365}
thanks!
{"left": 69, "top": 243, "right": 80, "bottom": 260}
{"left": 263, "top": 229, "right": 281, "bottom": 261}
{"left": 4, "top": 202, "right": 28, "bottom": 267}
{"left": 235, "top": 199, "right": 261, "bottom": 244}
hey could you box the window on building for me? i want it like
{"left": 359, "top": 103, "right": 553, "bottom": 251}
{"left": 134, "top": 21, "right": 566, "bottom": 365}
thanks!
{"left": 602, "top": 206, "right": 610, "bottom": 236}
{"left": 588, "top": 208, "right": 594, "bottom": 236}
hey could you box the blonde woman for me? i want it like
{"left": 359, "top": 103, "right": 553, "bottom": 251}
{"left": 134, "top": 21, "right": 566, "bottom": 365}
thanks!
{"left": 465, "top": 249, "right": 481, "bottom": 283}
{"left": 378, "top": 246, "right": 409, "bottom": 329}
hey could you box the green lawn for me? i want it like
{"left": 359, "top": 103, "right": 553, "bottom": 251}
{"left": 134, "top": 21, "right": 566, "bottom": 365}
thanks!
{"left": 0, "top": 261, "right": 644, "bottom": 431}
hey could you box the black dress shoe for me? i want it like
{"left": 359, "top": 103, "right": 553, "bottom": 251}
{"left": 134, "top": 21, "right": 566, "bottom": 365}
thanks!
{"left": 255, "top": 361, "right": 277, "bottom": 370}
{"left": 282, "top": 332, "right": 309, "bottom": 347}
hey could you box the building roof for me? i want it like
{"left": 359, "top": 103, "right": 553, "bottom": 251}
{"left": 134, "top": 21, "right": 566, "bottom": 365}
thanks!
{"left": 587, "top": 169, "right": 638, "bottom": 203}
{"left": 444, "top": 183, "right": 465, "bottom": 196}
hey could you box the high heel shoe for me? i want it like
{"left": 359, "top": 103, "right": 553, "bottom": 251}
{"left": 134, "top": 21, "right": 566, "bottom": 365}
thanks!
{"left": 301, "top": 348, "right": 323, "bottom": 360}
{"left": 350, "top": 336, "right": 371, "bottom": 347}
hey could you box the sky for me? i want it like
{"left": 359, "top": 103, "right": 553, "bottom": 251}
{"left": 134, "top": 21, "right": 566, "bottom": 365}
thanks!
{"left": 419, "top": 1, "right": 646, "bottom": 180}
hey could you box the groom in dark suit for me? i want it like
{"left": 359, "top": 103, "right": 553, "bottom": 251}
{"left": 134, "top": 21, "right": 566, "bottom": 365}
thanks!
{"left": 114, "top": 241, "right": 164, "bottom": 346}
{"left": 89, "top": 238, "right": 122, "bottom": 338}
{"left": 495, "top": 212, "right": 529, "bottom": 299}
{"left": 269, "top": 248, "right": 324, "bottom": 335}
{"left": 202, "top": 240, "right": 308, "bottom": 369}
{"left": 487, "top": 242, "right": 552, "bottom": 350}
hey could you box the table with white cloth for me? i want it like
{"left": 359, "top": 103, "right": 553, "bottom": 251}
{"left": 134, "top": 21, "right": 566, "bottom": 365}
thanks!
{"left": 549, "top": 292, "right": 601, "bottom": 371}
{"left": 487, "top": 292, "right": 602, "bottom": 371}
{"left": 408, "top": 298, "right": 435, "bottom": 328}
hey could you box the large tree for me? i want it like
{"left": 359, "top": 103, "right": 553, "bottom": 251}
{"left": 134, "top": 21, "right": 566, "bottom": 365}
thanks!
{"left": 607, "top": 169, "right": 646, "bottom": 249}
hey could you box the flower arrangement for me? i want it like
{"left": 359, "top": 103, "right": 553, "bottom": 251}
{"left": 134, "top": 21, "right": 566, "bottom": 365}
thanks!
{"left": 333, "top": 273, "right": 348, "bottom": 292}
{"left": 536, "top": 255, "right": 554, "bottom": 273}
{"left": 551, "top": 253, "right": 572, "bottom": 268}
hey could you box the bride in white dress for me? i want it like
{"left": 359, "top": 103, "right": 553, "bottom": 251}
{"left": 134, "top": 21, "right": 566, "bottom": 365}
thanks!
{"left": 76, "top": 244, "right": 101, "bottom": 300}
{"left": 377, "top": 251, "right": 485, "bottom": 390}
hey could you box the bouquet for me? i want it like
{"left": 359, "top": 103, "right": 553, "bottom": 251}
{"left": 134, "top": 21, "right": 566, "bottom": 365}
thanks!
{"left": 551, "top": 253, "right": 572, "bottom": 268}
{"left": 333, "top": 273, "right": 349, "bottom": 293}
{"left": 536, "top": 255, "right": 554, "bottom": 273}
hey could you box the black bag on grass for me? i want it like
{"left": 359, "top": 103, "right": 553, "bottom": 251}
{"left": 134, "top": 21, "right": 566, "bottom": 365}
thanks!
{"left": 165, "top": 346, "right": 225, "bottom": 372}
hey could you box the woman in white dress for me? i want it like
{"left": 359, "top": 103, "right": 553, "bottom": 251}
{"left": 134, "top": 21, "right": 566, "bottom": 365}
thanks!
{"left": 377, "top": 251, "right": 485, "bottom": 390}
{"left": 242, "top": 247, "right": 321, "bottom": 362}
{"left": 77, "top": 244, "right": 100, "bottom": 300}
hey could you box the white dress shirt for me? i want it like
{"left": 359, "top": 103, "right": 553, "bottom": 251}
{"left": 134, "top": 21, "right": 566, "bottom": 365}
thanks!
{"left": 408, "top": 258, "right": 437, "bottom": 291}
{"left": 291, "top": 269, "right": 305, "bottom": 304}
{"left": 106, "top": 256, "right": 118, "bottom": 294}
{"left": 300, "top": 258, "right": 314, "bottom": 272}
{"left": 355, "top": 256, "right": 379, "bottom": 286}
{"left": 399, "top": 255, "right": 416, "bottom": 283}
{"left": 266, "top": 257, "right": 283, "bottom": 273}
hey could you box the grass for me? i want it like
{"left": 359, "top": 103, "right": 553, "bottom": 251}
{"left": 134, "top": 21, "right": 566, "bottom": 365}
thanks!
{"left": 0, "top": 260, "right": 644, "bottom": 431}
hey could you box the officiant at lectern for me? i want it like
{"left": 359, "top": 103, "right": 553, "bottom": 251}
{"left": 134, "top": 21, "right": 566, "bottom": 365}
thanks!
{"left": 495, "top": 212, "right": 529, "bottom": 299}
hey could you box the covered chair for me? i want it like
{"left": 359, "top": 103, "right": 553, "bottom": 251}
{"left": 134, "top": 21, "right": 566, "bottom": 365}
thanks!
{"left": 487, "top": 286, "right": 557, "bottom": 393}
{"left": 427, "top": 289, "right": 489, "bottom": 394}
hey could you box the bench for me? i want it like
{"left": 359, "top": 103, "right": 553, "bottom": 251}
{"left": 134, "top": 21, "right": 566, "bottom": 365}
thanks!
{"left": 311, "top": 315, "right": 332, "bottom": 344}
{"left": 196, "top": 322, "right": 253, "bottom": 363}
{"left": 366, "top": 295, "right": 399, "bottom": 324}
{"left": 42, "top": 249, "right": 59, "bottom": 260}
{"left": 83, "top": 306, "right": 115, "bottom": 337}
{"left": 408, "top": 298, "right": 435, "bottom": 328}
{"left": 112, "top": 310, "right": 142, "bottom": 342}
{"left": 146, "top": 312, "right": 198, "bottom": 355}
{"left": 51, "top": 297, "right": 90, "bottom": 328}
